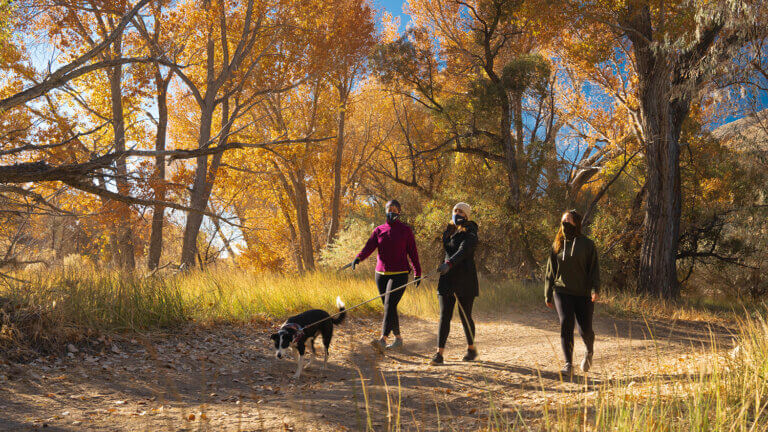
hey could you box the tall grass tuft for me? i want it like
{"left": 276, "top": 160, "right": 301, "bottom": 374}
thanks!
{"left": 350, "top": 307, "right": 768, "bottom": 431}
{"left": 582, "top": 310, "right": 768, "bottom": 431}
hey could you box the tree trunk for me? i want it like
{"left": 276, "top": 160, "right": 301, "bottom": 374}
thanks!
{"left": 180, "top": 107, "right": 212, "bottom": 267}
{"left": 108, "top": 36, "right": 135, "bottom": 270}
{"left": 180, "top": 96, "right": 229, "bottom": 268}
{"left": 147, "top": 71, "right": 170, "bottom": 270}
{"left": 278, "top": 196, "right": 304, "bottom": 272}
{"left": 636, "top": 96, "right": 686, "bottom": 299}
{"left": 327, "top": 85, "right": 348, "bottom": 244}
{"left": 512, "top": 92, "right": 525, "bottom": 159}
{"left": 292, "top": 168, "right": 315, "bottom": 271}
{"left": 629, "top": 14, "right": 688, "bottom": 299}
{"left": 500, "top": 89, "right": 539, "bottom": 277}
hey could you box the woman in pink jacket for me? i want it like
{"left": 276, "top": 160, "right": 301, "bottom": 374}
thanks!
{"left": 352, "top": 200, "right": 422, "bottom": 352}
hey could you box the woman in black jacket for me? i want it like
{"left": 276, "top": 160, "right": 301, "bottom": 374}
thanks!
{"left": 430, "top": 202, "right": 479, "bottom": 365}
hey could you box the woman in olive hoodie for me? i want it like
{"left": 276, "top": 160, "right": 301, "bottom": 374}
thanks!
{"left": 430, "top": 202, "right": 479, "bottom": 366}
{"left": 544, "top": 209, "right": 600, "bottom": 375}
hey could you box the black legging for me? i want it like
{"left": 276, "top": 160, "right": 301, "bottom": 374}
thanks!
{"left": 437, "top": 293, "right": 475, "bottom": 348}
{"left": 376, "top": 273, "right": 409, "bottom": 337}
{"left": 553, "top": 291, "right": 595, "bottom": 364}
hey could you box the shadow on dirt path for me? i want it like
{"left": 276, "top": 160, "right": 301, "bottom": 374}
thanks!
{"left": 0, "top": 308, "right": 735, "bottom": 431}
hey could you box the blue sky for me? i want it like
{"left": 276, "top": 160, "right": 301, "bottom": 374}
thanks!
{"left": 376, "top": 0, "right": 410, "bottom": 29}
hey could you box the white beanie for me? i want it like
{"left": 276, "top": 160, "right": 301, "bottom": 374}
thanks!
{"left": 453, "top": 202, "right": 471, "bottom": 218}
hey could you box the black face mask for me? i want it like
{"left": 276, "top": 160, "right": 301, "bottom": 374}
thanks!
{"left": 562, "top": 221, "right": 577, "bottom": 239}
{"left": 452, "top": 214, "right": 466, "bottom": 226}
{"left": 386, "top": 212, "right": 400, "bottom": 223}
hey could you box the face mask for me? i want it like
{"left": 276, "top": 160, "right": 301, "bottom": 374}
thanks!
{"left": 453, "top": 214, "right": 466, "bottom": 225}
{"left": 386, "top": 212, "right": 399, "bottom": 223}
{"left": 562, "top": 221, "right": 577, "bottom": 239}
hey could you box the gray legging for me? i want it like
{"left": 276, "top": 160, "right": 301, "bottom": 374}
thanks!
{"left": 438, "top": 293, "right": 475, "bottom": 348}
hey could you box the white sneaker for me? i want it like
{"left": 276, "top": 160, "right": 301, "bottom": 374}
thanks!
{"left": 370, "top": 338, "right": 385, "bottom": 354}
{"left": 581, "top": 352, "right": 593, "bottom": 372}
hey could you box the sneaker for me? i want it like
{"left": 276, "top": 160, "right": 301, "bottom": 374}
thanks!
{"left": 386, "top": 338, "right": 403, "bottom": 350}
{"left": 462, "top": 348, "right": 478, "bottom": 362}
{"left": 560, "top": 363, "right": 573, "bottom": 376}
{"left": 429, "top": 352, "right": 444, "bottom": 366}
{"left": 581, "top": 352, "right": 593, "bottom": 372}
{"left": 370, "top": 338, "right": 385, "bottom": 354}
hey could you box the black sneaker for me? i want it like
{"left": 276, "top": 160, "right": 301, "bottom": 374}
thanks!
{"left": 429, "top": 352, "right": 444, "bottom": 366}
{"left": 462, "top": 348, "right": 478, "bottom": 362}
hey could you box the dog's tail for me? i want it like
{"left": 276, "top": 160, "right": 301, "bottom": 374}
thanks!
{"left": 332, "top": 296, "right": 346, "bottom": 325}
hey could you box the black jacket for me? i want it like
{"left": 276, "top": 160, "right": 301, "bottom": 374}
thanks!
{"left": 437, "top": 221, "right": 479, "bottom": 297}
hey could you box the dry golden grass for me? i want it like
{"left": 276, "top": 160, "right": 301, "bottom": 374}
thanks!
{"left": 2, "top": 266, "right": 767, "bottom": 430}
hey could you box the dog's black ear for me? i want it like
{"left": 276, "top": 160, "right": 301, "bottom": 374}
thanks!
{"left": 270, "top": 333, "right": 279, "bottom": 341}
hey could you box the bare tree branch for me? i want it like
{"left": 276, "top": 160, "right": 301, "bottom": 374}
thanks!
{"left": 61, "top": 179, "right": 245, "bottom": 227}
{"left": 0, "top": 0, "right": 152, "bottom": 111}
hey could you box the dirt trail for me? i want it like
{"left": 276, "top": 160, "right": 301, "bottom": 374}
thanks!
{"left": 0, "top": 306, "right": 733, "bottom": 431}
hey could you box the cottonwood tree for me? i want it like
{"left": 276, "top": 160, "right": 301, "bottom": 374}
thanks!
{"left": 318, "top": 0, "right": 376, "bottom": 244}
{"left": 0, "top": 0, "right": 302, "bottom": 269}
{"left": 0, "top": 0, "right": 157, "bottom": 268}
{"left": 562, "top": 0, "right": 766, "bottom": 298}
{"left": 165, "top": 0, "right": 314, "bottom": 268}
{"left": 132, "top": 0, "right": 180, "bottom": 270}
{"left": 374, "top": 0, "right": 564, "bottom": 276}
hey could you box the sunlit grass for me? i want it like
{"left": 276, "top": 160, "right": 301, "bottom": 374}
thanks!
{"left": 0, "top": 261, "right": 747, "bottom": 338}
{"left": 0, "top": 265, "right": 542, "bottom": 332}
{"left": 3, "top": 263, "right": 768, "bottom": 430}
{"left": 352, "top": 309, "right": 768, "bottom": 431}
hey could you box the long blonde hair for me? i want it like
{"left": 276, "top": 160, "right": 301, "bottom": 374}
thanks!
{"left": 553, "top": 209, "right": 583, "bottom": 253}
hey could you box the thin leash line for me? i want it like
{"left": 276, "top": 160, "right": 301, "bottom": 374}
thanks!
{"left": 292, "top": 270, "right": 440, "bottom": 331}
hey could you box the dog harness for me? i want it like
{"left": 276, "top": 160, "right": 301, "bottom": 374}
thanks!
{"left": 281, "top": 322, "right": 305, "bottom": 343}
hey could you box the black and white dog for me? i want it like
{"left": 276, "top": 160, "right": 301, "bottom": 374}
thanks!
{"left": 270, "top": 297, "right": 346, "bottom": 379}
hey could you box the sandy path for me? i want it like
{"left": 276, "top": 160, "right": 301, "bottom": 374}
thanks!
{"left": 0, "top": 306, "right": 732, "bottom": 431}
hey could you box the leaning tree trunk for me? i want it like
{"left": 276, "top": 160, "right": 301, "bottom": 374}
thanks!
{"left": 108, "top": 38, "right": 135, "bottom": 270}
{"left": 147, "top": 72, "right": 170, "bottom": 270}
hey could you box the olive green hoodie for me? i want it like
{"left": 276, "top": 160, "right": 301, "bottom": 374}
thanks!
{"left": 544, "top": 235, "right": 600, "bottom": 302}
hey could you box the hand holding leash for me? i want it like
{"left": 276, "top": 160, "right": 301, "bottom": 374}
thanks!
{"left": 302, "top": 270, "right": 439, "bottom": 329}
{"left": 337, "top": 257, "right": 361, "bottom": 272}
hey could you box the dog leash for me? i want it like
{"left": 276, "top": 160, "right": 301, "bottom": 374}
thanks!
{"left": 293, "top": 270, "right": 441, "bottom": 331}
